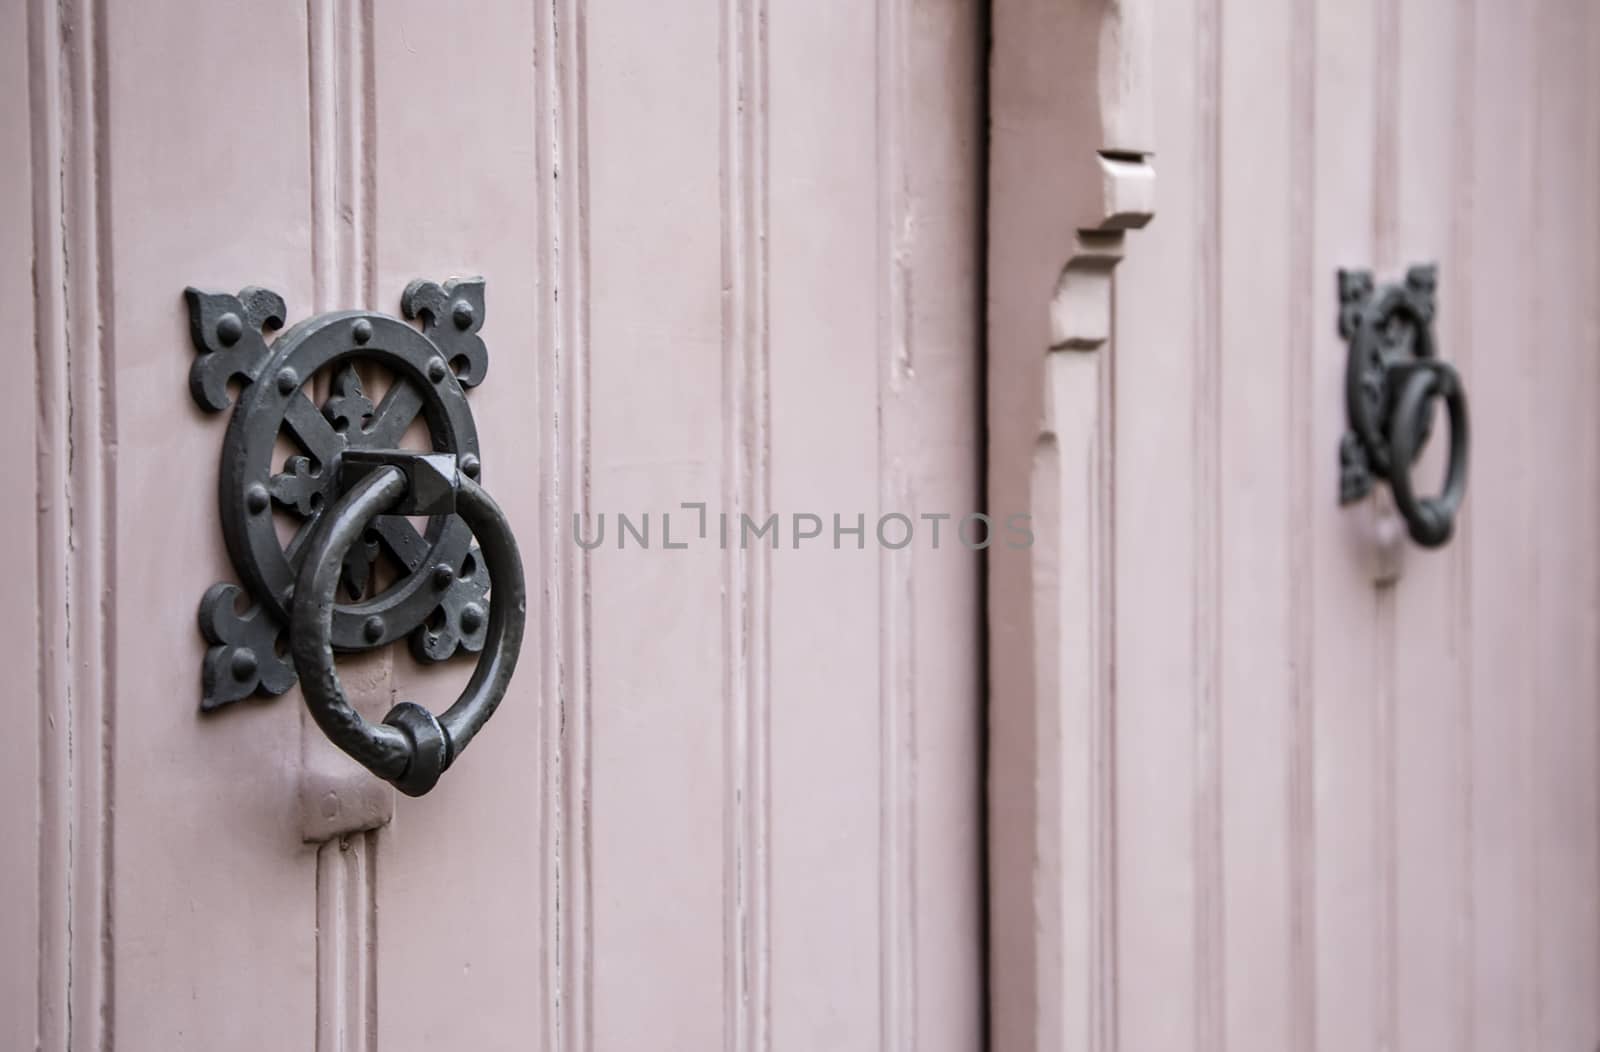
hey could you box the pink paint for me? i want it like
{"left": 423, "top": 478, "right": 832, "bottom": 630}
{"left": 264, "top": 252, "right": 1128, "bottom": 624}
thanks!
{"left": 990, "top": 1, "right": 1600, "bottom": 1051}
{"left": 5, "top": 0, "right": 983, "bottom": 1048}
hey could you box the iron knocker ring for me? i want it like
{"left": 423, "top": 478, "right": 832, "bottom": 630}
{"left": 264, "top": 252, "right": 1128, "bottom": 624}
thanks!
{"left": 1385, "top": 360, "right": 1470, "bottom": 549}
{"left": 290, "top": 455, "right": 526, "bottom": 796}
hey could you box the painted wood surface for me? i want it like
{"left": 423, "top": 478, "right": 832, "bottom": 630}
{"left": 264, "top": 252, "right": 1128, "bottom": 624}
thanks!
{"left": 989, "top": 0, "right": 1600, "bottom": 1050}
{"left": 3, "top": 1, "right": 985, "bottom": 1049}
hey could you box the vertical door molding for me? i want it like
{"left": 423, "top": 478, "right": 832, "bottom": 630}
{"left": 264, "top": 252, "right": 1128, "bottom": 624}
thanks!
{"left": 720, "top": 1, "right": 772, "bottom": 1050}
{"left": 987, "top": 2, "right": 1153, "bottom": 1051}
{"left": 26, "top": 0, "right": 115, "bottom": 1045}
{"left": 303, "top": 3, "right": 383, "bottom": 1051}
{"left": 298, "top": 0, "right": 393, "bottom": 848}
{"left": 542, "top": 0, "right": 595, "bottom": 1045}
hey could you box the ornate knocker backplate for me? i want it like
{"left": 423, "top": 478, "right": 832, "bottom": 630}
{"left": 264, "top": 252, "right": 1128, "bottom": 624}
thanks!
{"left": 188, "top": 278, "right": 525, "bottom": 796}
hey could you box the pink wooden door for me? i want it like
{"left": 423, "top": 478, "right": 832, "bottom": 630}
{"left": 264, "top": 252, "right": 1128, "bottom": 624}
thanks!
{"left": 0, "top": 1, "right": 985, "bottom": 1049}
{"left": 990, "top": 1, "right": 1600, "bottom": 1050}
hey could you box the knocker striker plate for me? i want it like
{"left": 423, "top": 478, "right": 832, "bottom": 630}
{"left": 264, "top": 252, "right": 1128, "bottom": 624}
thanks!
{"left": 189, "top": 278, "right": 497, "bottom": 710}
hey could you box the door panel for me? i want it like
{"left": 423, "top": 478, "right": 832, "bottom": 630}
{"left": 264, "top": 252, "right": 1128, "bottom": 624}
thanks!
{"left": 372, "top": 1, "right": 549, "bottom": 1047}
{"left": 7, "top": 1, "right": 984, "bottom": 1049}
{"left": 105, "top": 1, "right": 319, "bottom": 1047}
{"left": 588, "top": 3, "right": 728, "bottom": 1047}
{"left": 989, "top": 0, "right": 1600, "bottom": 1049}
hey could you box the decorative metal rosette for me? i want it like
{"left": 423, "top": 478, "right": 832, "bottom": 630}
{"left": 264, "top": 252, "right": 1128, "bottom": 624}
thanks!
{"left": 187, "top": 278, "right": 497, "bottom": 710}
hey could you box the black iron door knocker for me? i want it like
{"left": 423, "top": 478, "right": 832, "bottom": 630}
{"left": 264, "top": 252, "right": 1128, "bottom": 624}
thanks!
{"left": 187, "top": 278, "right": 525, "bottom": 796}
{"left": 1337, "top": 264, "right": 1470, "bottom": 548}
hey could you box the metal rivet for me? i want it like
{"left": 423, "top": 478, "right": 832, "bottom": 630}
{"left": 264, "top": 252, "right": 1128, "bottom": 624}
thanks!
{"left": 231, "top": 648, "right": 258, "bottom": 681}
{"left": 460, "top": 453, "right": 480, "bottom": 479}
{"left": 459, "top": 603, "right": 485, "bottom": 634}
{"left": 451, "top": 300, "right": 474, "bottom": 330}
{"left": 352, "top": 318, "right": 373, "bottom": 344}
{"left": 245, "top": 483, "right": 270, "bottom": 514}
{"left": 432, "top": 563, "right": 454, "bottom": 590}
{"left": 427, "top": 357, "right": 448, "bottom": 383}
{"left": 216, "top": 312, "right": 243, "bottom": 346}
{"left": 275, "top": 367, "right": 298, "bottom": 395}
{"left": 363, "top": 615, "right": 385, "bottom": 643}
